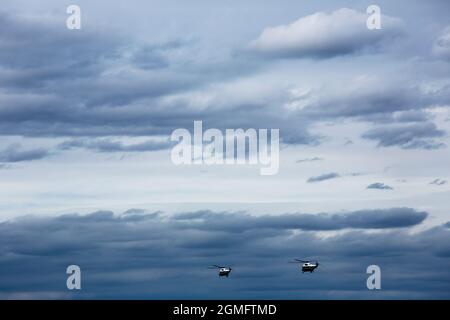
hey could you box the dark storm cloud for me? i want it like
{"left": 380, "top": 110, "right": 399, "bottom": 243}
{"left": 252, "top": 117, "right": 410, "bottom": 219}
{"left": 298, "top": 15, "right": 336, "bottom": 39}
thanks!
{"left": 367, "top": 182, "right": 394, "bottom": 190}
{"left": 0, "top": 12, "right": 121, "bottom": 89}
{"left": 58, "top": 138, "right": 174, "bottom": 153}
{"left": 0, "top": 208, "right": 448, "bottom": 299}
{"left": 278, "top": 78, "right": 448, "bottom": 147}
{"left": 362, "top": 122, "right": 446, "bottom": 150}
{"left": 302, "top": 83, "right": 445, "bottom": 120}
{"left": 307, "top": 172, "right": 340, "bottom": 183}
{"left": 173, "top": 208, "right": 427, "bottom": 231}
{"left": 0, "top": 9, "right": 448, "bottom": 149}
{"left": 0, "top": 144, "right": 50, "bottom": 162}
{"left": 0, "top": 12, "right": 273, "bottom": 136}
{"left": 0, "top": 11, "right": 321, "bottom": 145}
{"left": 0, "top": 11, "right": 173, "bottom": 121}
{"left": 288, "top": 81, "right": 449, "bottom": 148}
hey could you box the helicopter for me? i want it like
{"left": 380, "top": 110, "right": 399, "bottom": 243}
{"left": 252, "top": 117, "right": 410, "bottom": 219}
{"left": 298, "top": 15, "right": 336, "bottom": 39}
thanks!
{"left": 208, "top": 265, "right": 232, "bottom": 277}
{"left": 289, "top": 259, "right": 320, "bottom": 273}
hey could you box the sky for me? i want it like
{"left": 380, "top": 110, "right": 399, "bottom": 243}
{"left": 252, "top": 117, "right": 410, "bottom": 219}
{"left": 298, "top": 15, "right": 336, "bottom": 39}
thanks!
{"left": 0, "top": 0, "right": 449, "bottom": 299}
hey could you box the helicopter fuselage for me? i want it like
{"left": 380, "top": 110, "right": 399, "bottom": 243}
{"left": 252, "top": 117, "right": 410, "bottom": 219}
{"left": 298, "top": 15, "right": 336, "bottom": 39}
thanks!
{"left": 219, "top": 268, "right": 232, "bottom": 277}
{"left": 301, "top": 263, "right": 319, "bottom": 273}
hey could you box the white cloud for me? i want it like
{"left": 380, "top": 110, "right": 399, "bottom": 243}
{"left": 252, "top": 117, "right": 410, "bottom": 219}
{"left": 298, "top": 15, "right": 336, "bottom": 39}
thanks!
{"left": 249, "top": 8, "right": 403, "bottom": 58}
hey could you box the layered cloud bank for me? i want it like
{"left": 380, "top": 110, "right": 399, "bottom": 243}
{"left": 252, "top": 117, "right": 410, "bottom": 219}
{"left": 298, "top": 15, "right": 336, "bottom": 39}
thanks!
{"left": 0, "top": 8, "right": 448, "bottom": 149}
{"left": 0, "top": 0, "right": 450, "bottom": 300}
{"left": 0, "top": 208, "right": 448, "bottom": 299}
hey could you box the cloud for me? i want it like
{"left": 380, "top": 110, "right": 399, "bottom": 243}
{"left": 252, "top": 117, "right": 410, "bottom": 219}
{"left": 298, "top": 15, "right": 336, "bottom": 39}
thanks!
{"left": 0, "top": 11, "right": 321, "bottom": 146}
{"left": 367, "top": 182, "right": 394, "bottom": 190}
{"left": 0, "top": 208, "right": 448, "bottom": 299}
{"left": 173, "top": 208, "right": 427, "bottom": 232}
{"left": 301, "top": 80, "right": 448, "bottom": 120}
{"left": 0, "top": 11, "right": 446, "bottom": 150}
{"left": 433, "top": 26, "right": 450, "bottom": 61}
{"left": 391, "top": 110, "right": 431, "bottom": 123}
{"left": 343, "top": 138, "right": 354, "bottom": 146}
{"left": 0, "top": 12, "right": 121, "bottom": 88}
{"left": 307, "top": 172, "right": 340, "bottom": 183}
{"left": 296, "top": 157, "right": 323, "bottom": 163}
{"left": 362, "top": 122, "right": 446, "bottom": 150}
{"left": 249, "top": 8, "right": 404, "bottom": 59}
{"left": 430, "top": 179, "right": 448, "bottom": 186}
{"left": 0, "top": 12, "right": 259, "bottom": 138}
{"left": 58, "top": 138, "right": 174, "bottom": 153}
{"left": 0, "top": 143, "right": 49, "bottom": 162}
